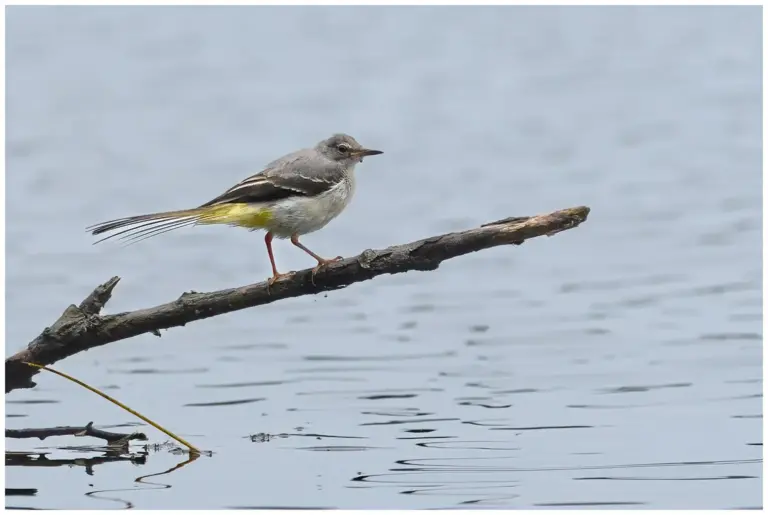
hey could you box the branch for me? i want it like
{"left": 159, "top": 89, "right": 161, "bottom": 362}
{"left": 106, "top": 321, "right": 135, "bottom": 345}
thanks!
{"left": 6, "top": 206, "right": 590, "bottom": 393}
{"left": 5, "top": 422, "right": 148, "bottom": 444}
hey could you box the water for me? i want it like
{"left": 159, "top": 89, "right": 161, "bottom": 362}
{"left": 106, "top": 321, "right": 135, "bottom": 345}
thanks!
{"left": 5, "top": 6, "right": 762, "bottom": 509}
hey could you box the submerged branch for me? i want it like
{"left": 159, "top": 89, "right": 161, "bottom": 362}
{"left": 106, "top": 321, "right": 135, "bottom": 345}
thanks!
{"left": 5, "top": 422, "right": 148, "bottom": 444}
{"left": 5, "top": 206, "right": 590, "bottom": 393}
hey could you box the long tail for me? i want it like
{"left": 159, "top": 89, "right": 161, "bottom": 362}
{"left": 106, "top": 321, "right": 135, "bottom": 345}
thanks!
{"left": 87, "top": 207, "right": 214, "bottom": 245}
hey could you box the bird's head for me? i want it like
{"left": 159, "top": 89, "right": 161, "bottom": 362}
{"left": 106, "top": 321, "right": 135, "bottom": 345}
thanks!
{"left": 317, "top": 133, "right": 383, "bottom": 164}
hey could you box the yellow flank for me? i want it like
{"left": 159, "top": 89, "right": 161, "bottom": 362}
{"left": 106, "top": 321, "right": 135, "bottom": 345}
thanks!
{"left": 197, "top": 203, "right": 273, "bottom": 229}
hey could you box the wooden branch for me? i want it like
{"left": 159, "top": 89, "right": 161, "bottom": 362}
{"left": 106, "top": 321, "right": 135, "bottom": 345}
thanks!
{"left": 5, "top": 422, "right": 148, "bottom": 444}
{"left": 5, "top": 206, "right": 590, "bottom": 393}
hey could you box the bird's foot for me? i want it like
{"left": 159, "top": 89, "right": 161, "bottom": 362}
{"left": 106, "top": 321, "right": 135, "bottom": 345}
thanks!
{"left": 266, "top": 271, "right": 295, "bottom": 294}
{"left": 310, "top": 256, "right": 343, "bottom": 285}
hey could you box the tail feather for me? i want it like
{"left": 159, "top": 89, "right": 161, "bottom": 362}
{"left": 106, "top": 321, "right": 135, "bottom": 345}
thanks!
{"left": 88, "top": 208, "right": 209, "bottom": 244}
{"left": 88, "top": 203, "right": 272, "bottom": 245}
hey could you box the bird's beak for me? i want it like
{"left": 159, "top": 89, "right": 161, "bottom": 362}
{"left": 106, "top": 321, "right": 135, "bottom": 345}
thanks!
{"left": 354, "top": 148, "right": 383, "bottom": 158}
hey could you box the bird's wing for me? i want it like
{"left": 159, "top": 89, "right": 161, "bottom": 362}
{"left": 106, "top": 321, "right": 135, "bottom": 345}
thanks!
{"left": 199, "top": 151, "right": 346, "bottom": 207}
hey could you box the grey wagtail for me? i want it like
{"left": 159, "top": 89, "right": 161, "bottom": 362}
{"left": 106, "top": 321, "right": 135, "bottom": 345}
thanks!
{"left": 88, "top": 133, "right": 383, "bottom": 285}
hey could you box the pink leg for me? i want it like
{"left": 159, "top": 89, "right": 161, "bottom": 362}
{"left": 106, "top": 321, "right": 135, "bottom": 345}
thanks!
{"left": 265, "top": 232, "right": 293, "bottom": 287}
{"left": 290, "top": 234, "right": 342, "bottom": 281}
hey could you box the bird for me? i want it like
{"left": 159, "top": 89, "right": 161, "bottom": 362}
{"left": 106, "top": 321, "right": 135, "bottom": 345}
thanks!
{"left": 87, "top": 133, "right": 383, "bottom": 286}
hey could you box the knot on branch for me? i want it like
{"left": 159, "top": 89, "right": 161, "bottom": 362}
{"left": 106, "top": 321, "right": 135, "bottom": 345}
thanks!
{"left": 357, "top": 249, "right": 378, "bottom": 269}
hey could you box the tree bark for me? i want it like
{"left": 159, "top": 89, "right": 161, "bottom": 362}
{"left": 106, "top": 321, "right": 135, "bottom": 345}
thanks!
{"left": 5, "top": 206, "right": 590, "bottom": 394}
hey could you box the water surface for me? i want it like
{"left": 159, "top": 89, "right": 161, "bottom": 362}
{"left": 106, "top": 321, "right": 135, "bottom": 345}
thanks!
{"left": 5, "top": 6, "right": 762, "bottom": 509}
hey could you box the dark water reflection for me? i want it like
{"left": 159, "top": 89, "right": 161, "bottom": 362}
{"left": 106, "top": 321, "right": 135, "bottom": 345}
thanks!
{"left": 6, "top": 5, "right": 762, "bottom": 510}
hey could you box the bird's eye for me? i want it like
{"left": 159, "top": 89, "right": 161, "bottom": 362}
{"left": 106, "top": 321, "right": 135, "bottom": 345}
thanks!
{"left": 337, "top": 143, "right": 351, "bottom": 153}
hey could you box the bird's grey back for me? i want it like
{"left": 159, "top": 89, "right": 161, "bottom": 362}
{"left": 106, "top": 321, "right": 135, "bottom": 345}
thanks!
{"left": 264, "top": 148, "right": 349, "bottom": 190}
{"left": 199, "top": 147, "right": 349, "bottom": 207}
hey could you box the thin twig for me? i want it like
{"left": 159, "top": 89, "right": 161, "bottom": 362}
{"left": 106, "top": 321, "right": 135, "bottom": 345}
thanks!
{"left": 20, "top": 363, "right": 201, "bottom": 455}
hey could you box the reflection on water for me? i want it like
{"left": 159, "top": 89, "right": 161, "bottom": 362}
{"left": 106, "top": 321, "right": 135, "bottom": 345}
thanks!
{"left": 6, "top": 5, "right": 762, "bottom": 510}
{"left": 353, "top": 456, "right": 760, "bottom": 508}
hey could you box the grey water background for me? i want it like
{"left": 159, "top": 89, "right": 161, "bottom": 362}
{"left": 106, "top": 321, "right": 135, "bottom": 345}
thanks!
{"left": 5, "top": 5, "right": 762, "bottom": 510}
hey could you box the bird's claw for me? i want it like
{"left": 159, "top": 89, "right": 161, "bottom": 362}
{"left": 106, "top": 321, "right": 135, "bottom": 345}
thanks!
{"left": 310, "top": 256, "right": 343, "bottom": 285}
{"left": 266, "top": 271, "right": 295, "bottom": 294}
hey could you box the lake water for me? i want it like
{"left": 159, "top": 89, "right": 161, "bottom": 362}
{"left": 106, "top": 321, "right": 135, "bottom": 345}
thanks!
{"left": 5, "top": 6, "right": 762, "bottom": 509}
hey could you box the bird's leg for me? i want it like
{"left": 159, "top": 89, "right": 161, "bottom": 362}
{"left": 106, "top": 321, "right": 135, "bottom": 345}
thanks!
{"left": 265, "top": 232, "right": 293, "bottom": 289}
{"left": 290, "top": 234, "right": 342, "bottom": 282}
